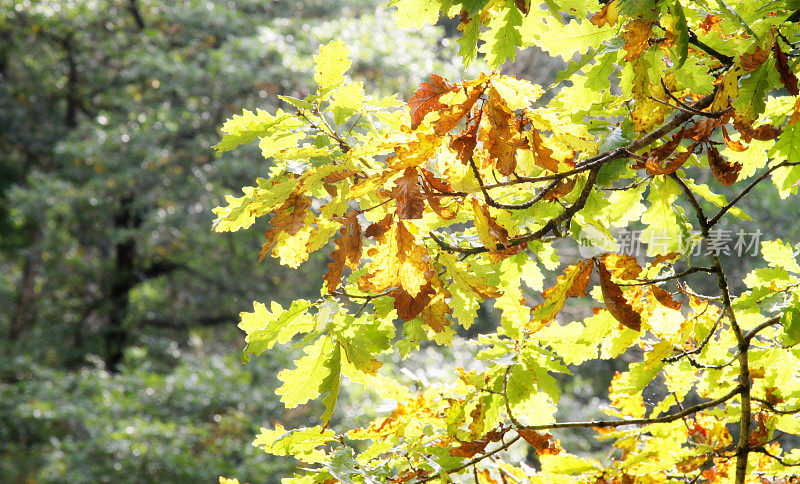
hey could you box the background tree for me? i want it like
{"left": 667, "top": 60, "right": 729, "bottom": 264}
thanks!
{"left": 0, "top": 0, "right": 476, "bottom": 481}
{"left": 215, "top": 0, "right": 800, "bottom": 482}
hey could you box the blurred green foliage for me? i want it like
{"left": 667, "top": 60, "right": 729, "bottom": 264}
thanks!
{"left": 0, "top": 0, "right": 473, "bottom": 481}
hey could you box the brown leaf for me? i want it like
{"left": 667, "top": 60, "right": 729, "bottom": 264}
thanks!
{"left": 513, "top": 0, "right": 529, "bottom": 14}
{"left": 421, "top": 168, "right": 455, "bottom": 194}
{"left": 529, "top": 129, "right": 560, "bottom": 172}
{"left": 698, "top": 14, "right": 722, "bottom": 34}
{"left": 644, "top": 130, "right": 685, "bottom": 175}
{"left": 449, "top": 438, "right": 490, "bottom": 458}
{"left": 427, "top": 195, "right": 459, "bottom": 220}
{"left": 482, "top": 87, "right": 525, "bottom": 175}
{"left": 364, "top": 214, "right": 393, "bottom": 239}
{"left": 773, "top": 39, "right": 799, "bottom": 96}
{"left": 420, "top": 276, "right": 452, "bottom": 333}
{"left": 740, "top": 46, "right": 768, "bottom": 73}
{"left": 707, "top": 143, "right": 741, "bottom": 186}
{"left": 433, "top": 84, "right": 485, "bottom": 136}
{"left": 790, "top": 96, "right": 800, "bottom": 125}
{"left": 651, "top": 285, "right": 682, "bottom": 310}
{"left": 590, "top": 0, "right": 619, "bottom": 28}
{"left": 450, "top": 118, "right": 480, "bottom": 165}
{"left": 720, "top": 126, "right": 747, "bottom": 152}
{"left": 517, "top": 429, "right": 561, "bottom": 455}
{"left": 622, "top": 20, "right": 653, "bottom": 62}
{"left": 323, "top": 169, "right": 359, "bottom": 183}
{"left": 408, "top": 74, "right": 457, "bottom": 129}
{"left": 323, "top": 211, "right": 363, "bottom": 293}
{"left": 685, "top": 118, "right": 718, "bottom": 141}
{"left": 270, "top": 192, "right": 311, "bottom": 235}
{"left": 543, "top": 177, "right": 576, "bottom": 200}
{"left": 391, "top": 284, "right": 434, "bottom": 321}
{"left": 597, "top": 261, "right": 642, "bottom": 331}
{"left": 652, "top": 252, "right": 681, "bottom": 265}
{"left": 392, "top": 168, "right": 425, "bottom": 220}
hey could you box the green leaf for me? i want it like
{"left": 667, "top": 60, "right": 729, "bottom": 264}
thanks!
{"left": 215, "top": 109, "right": 302, "bottom": 152}
{"left": 479, "top": 4, "right": 523, "bottom": 67}
{"left": 253, "top": 424, "right": 335, "bottom": 463}
{"left": 239, "top": 300, "right": 314, "bottom": 364}
{"left": 761, "top": 239, "right": 800, "bottom": 274}
{"left": 331, "top": 314, "right": 394, "bottom": 375}
{"left": 276, "top": 336, "right": 341, "bottom": 425}
{"left": 733, "top": 61, "right": 776, "bottom": 124}
{"left": 506, "top": 364, "right": 557, "bottom": 426}
{"left": 314, "top": 40, "right": 352, "bottom": 91}
{"left": 458, "top": 16, "right": 481, "bottom": 66}
{"left": 671, "top": 0, "right": 689, "bottom": 68}
{"left": 640, "top": 177, "right": 691, "bottom": 255}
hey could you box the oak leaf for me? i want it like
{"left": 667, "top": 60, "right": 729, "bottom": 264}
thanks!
{"left": 528, "top": 129, "right": 560, "bottom": 172}
{"left": 622, "top": 20, "right": 653, "bottom": 62}
{"left": 517, "top": 429, "right": 560, "bottom": 455}
{"left": 365, "top": 220, "right": 430, "bottom": 296}
{"left": 433, "top": 84, "right": 485, "bottom": 135}
{"left": 651, "top": 285, "right": 682, "bottom": 310}
{"left": 740, "top": 46, "right": 769, "bottom": 73}
{"left": 590, "top": 0, "right": 620, "bottom": 28}
{"left": 450, "top": 118, "right": 480, "bottom": 165}
{"left": 597, "top": 261, "right": 641, "bottom": 331}
{"left": 392, "top": 168, "right": 425, "bottom": 220}
{"left": 408, "top": 74, "right": 457, "bottom": 129}
{"left": 707, "top": 144, "right": 741, "bottom": 186}
{"left": 773, "top": 39, "right": 799, "bottom": 96}
{"left": 323, "top": 211, "right": 363, "bottom": 293}
{"left": 391, "top": 284, "right": 434, "bottom": 321}
{"left": 601, "top": 254, "right": 642, "bottom": 280}
{"left": 530, "top": 259, "right": 593, "bottom": 327}
{"left": 471, "top": 198, "right": 510, "bottom": 250}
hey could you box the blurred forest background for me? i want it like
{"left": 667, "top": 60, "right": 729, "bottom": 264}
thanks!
{"left": 0, "top": 1, "right": 794, "bottom": 482}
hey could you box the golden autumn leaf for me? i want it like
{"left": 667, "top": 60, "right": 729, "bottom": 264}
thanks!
{"left": 420, "top": 275, "right": 452, "bottom": 333}
{"left": 528, "top": 128, "right": 559, "bottom": 172}
{"left": 622, "top": 20, "right": 653, "bottom": 62}
{"left": 529, "top": 259, "right": 593, "bottom": 329}
{"left": 597, "top": 260, "right": 641, "bottom": 331}
{"left": 471, "top": 198, "right": 510, "bottom": 250}
{"left": 323, "top": 211, "right": 363, "bottom": 293}
{"left": 408, "top": 74, "right": 457, "bottom": 129}
{"left": 590, "top": 0, "right": 619, "bottom": 28}
{"left": 365, "top": 220, "right": 430, "bottom": 296}
{"left": 433, "top": 84, "right": 485, "bottom": 136}
{"left": 721, "top": 126, "right": 747, "bottom": 152}
{"left": 601, "top": 253, "right": 642, "bottom": 280}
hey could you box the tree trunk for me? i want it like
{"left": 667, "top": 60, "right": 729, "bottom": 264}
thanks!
{"left": 104, "top": 195, "right": 141, "bottom": 371}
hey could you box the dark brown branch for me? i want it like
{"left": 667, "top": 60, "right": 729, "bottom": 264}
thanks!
{"left": 522, "top": 385, "right": 741, "bottom": 431}
{"left": 752, "top": 397, "right": 800, "bottom": 416}
{"left": 670, "top": 172, "right": 750, "bottom": 484}
{"left": 708, "top": 161, "right": 800, "bottom": 228}
{"left": 744, "top": 316, "right": 782, "bottom": 342}
{"left": 688, "top": 30, "right": 734, "bottom": 65}
{"left": 413, "top": 435, "right": 522, "bottom": 484}
{"left": 617, "top": 266, "right": 715, "bottom": 286}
